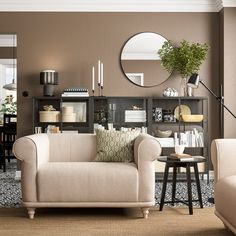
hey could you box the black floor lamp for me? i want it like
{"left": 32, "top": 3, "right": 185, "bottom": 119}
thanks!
{"left": 187, "top": 73, "right": 236, "bottom": 204}
{"left": 188, "top": 73, "right": 236, "bottom": 119}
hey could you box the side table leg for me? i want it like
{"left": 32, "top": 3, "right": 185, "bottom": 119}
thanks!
{"left": 186, "top": 164, "right": 193, "bottom": 215}
{"left": 159, "top": 163, "right": 170, "bottom": 211}
{"left": 171, "top": 166, "right": 177, "bottom": 206}
{"left": 194, "top": 163, "right": 203, "bottom": 208}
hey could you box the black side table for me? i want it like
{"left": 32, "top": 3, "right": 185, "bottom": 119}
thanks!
{"left": 158, "top": 156, "right": 206, "bottom": 215}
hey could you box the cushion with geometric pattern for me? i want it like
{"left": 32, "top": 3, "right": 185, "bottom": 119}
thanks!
{"left": 94, "top": 129, "right": 140, "bottom": 162}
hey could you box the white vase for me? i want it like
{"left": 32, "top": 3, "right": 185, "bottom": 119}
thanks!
{"left": 180, "top": 77, "right": 187, "bottom": 97}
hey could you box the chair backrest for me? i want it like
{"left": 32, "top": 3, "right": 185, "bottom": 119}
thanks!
{"left": 3, "top": 114, "right": 17, "bottom": 129}
{"left": 3, "top": 114, "right": 17, "bottom": 150}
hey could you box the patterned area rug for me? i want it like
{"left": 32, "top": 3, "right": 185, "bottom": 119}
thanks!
{"left": 0, "top": 161, "right": 214, "bottom": 208}
{"left": 0, "top": 161, "right": 21, "bottom": 207}
{"left": 155, "top": 179, "right": 214, "bottom": 207}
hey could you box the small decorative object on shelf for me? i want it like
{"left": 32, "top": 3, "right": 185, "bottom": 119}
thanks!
{"left": 39, "top": 105, "right": 60, "bottom": 122}
{"left": 96, "top": 59, "right": 104, "bottom": 96}
{"left": 163, "top": 109, "right": 176, "bottom": 122}
{"left": 98, "top": 60, "right": 101, "bottom": 96}
{"left": 43, "top": 105, "right": 56, "bottom": 111}
{"left": 132, "top": 105, "right": 142, "bottom": 110}
{"left": 62, "top": 106, "right": 76, "bottom": 122}
{"left": 174, "top": 104, "right": 191, "bottom": 121}
{"left": 40, "top": 70, "right": 58, "bottom": 96}
{"left": 181, "top": 114, "right": 204, "bottom": 122}
{"left": 62, "top": 87, "right": 89, "bottom": 97}
{"left": 154, "top": 107, "right": 163, "bottom": 122}
{"left": 45, "top": 125, "right": 60, "bottom": 133}
{"left": 101, "top": 62, "right": 104, "bottom": 96}
{"left": 125, "top": 110, "right": 146, "bottom": 122}
{"left": 163, "top": 87, "right": 178, "bottom": 97}
{"left": 92, "top": 66, "right": 95, "bottom": 96}
{"left": 154, "top": 129, "right": 172, "bottom": 138}
{"left": 34, "top": 126, "right": 42, "bottom": 134}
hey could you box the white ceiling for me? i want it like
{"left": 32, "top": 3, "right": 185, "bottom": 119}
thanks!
{"left": 0, "top": 0, "right": 235, "bottom": 12}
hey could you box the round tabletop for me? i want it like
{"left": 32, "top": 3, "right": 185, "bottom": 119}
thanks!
{"left": 157, "top": 156, "right": 206, "bottom": 164}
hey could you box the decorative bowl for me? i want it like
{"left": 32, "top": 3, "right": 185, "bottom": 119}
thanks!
{"left": 155, "top": 129, "right": 172, "bottom": 138}
{"left": 163, "top": 87, "right": 178, "bottom": 97}
{"left": 181, "top": 114, "right": 204, "bottom": 122}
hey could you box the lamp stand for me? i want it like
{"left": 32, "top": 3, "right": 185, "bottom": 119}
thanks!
{"left": 200, "top": 80, "right": 236, "bottom": 205}
{"left": 201, "top": 81, "right": 236, "bottom": 119}
{"left": 43, "top": 84, "right": 55, "bottom": 96}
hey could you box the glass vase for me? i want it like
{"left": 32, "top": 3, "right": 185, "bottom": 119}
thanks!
{"left": 180, "top": 77, "right": 187, "bottom": 97}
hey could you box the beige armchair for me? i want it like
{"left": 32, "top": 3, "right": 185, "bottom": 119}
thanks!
{"left": 211, "top": 139, "right": 236, "bottom": 234}
{"left": 13, "top": 133, "right": 161, "bottom": 219}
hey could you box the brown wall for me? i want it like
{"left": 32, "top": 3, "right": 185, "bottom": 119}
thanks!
{"left": 221, "top": 8, "right": 236, "bottom": 138}
{"left": 0, "top": 12, "right": 220, "bottom": 143}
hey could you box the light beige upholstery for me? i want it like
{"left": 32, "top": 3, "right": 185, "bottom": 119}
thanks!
{"left": 13, "top": 133, "right": 161, "bottom": 219}
{"left": 211, "top": 139, "right": 236, "bottom": 234}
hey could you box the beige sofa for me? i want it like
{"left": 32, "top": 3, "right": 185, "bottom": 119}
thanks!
{"left": 211, "top": 139, "right": 236, "bottom": 234}
{"left": 13, "top": 133, "right": 161, "bottom": 219}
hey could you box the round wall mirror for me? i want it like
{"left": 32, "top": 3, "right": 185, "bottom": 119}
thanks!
{"left": 120, "top": 32, "right": 171, "bottom": 87}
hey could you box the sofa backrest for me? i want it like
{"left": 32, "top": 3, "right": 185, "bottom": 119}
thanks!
{"left": 48, "top": 133, "right": 97, "bottom": 162}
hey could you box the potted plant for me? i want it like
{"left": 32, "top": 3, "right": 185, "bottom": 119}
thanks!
{"left": 0, "top": 95, "right": 17, "bottom": 115}
{"left": 158, "top": 40, "right": 209, "bottom": 96}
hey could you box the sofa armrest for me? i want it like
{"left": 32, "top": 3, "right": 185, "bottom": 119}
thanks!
{"left": 211, "top": 139, "right": 236, "bottom": 183}
{"left": 13, "top": 134, "right": 50, "bottom": 202}
{"left": 134, "top": 134, "right": 161, "bottom": 165}
{"left": 134, "top": 134, "right": 162, "bottom": 202}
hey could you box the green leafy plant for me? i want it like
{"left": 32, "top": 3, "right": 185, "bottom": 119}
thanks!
{"left": 0, "top": 96, "right": 17, "bottom": 115}
{"left": 158, "top": 40, "right": 209, "bottom": 78}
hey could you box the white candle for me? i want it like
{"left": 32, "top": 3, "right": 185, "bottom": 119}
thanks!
{"left": 98, "top": 60, "right": 101, "bottom": 84}
{"left": 92, "top": 66, "right": 95, "bottom": 91}
{"left": 101, "top": 63, "right": 103, "bottom": 87}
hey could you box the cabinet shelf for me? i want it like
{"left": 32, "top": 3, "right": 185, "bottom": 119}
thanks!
{"left": 33, "top": 96, "right": 208, "bottom": 178}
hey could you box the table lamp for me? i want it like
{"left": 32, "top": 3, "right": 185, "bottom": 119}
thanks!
{"left": 40, "top": 70, "right": 58, "bottom": 96}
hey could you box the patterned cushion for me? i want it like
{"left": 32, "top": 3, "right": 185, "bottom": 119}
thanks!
{"left": 94, "top": 129, "right": 140, "bottom": 162}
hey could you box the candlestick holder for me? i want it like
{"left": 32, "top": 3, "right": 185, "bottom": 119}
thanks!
{"left": 92, "top": 89, "right": 95, "bottom": 96}
{"left": 98, "top": 83, "right": 101, "bottom": 96}
{"left": 101, "top": 86, "right": 104, "bottom": 96}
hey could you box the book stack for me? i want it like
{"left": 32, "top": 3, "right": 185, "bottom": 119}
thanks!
{"left": 168, "top": 154, "right": 194, "bottom": 162}
{"left": 124, "top": 110, "right": 146, "bottom": 122}
{"left": 62, "top": 87, "right": 89, "bottom": 97}
{"left": 174, "top": 128, "right": 204, "bottom": 147}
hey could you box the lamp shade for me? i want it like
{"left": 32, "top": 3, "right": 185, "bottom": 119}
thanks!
{"left": 3, "top": 78, "right": 17, "bottom": 91}
{"left": 187, "top": 73, "right": 200, "bottom": 89}
{"left": 40, "top": 70, "right": 58, "bottom": 85}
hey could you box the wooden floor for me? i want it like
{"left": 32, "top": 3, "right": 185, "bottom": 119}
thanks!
{"left": 0, "top": 207, "right": 233, "bottom": 236}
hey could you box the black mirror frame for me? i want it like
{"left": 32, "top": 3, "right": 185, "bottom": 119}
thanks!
{"left": 120, "top": 31, "right": 172, "bottom": 88}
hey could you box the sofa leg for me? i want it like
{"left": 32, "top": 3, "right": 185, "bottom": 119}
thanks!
{"left": 27, "top": 208, "right": 36, "bottom": 219}
{"left": 141, "top": 207, "right": 149, "bottom": 219}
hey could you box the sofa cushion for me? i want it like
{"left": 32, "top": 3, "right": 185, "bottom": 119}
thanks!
{"left": 94, "top": 129, "right": 140, "bottom": 162}
{"left": 37, "top": 162, "right": 138, "bottom": 202}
